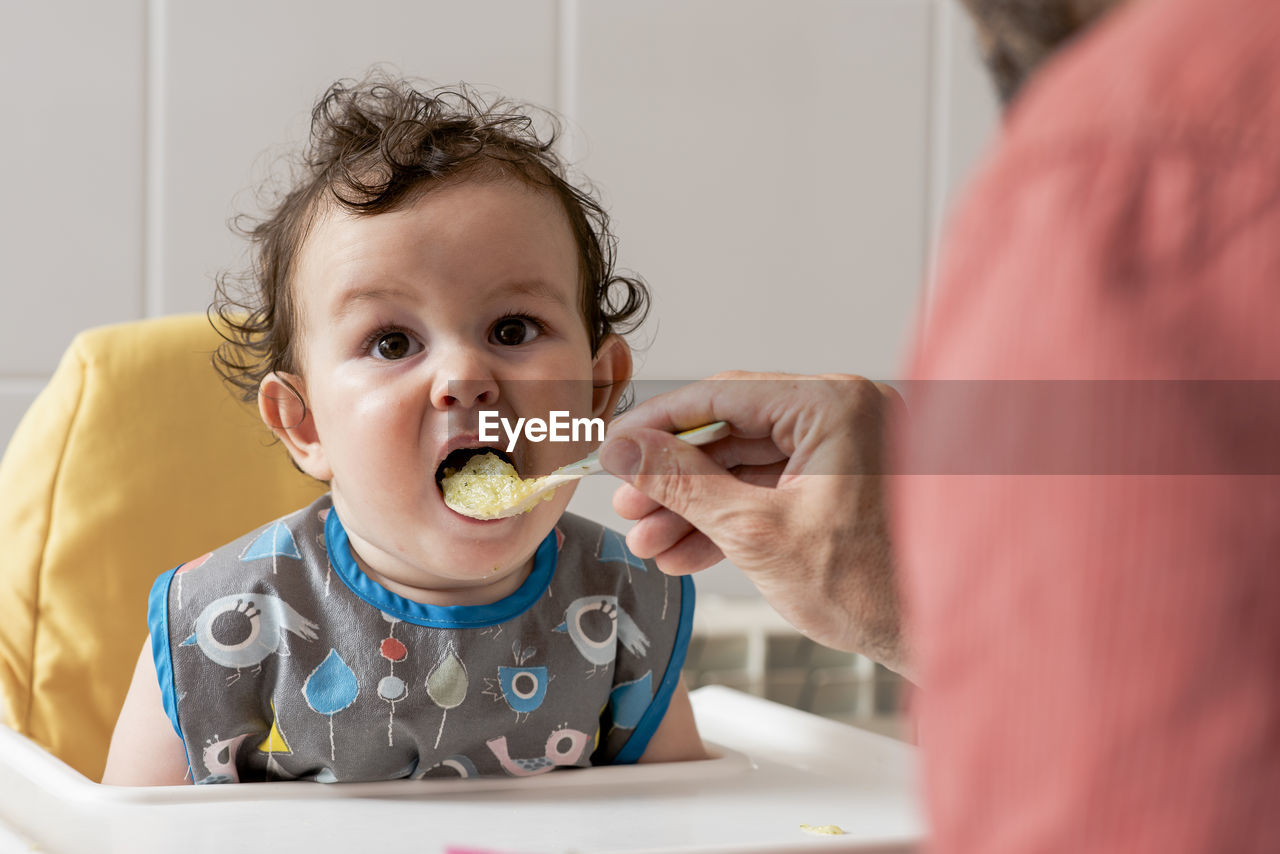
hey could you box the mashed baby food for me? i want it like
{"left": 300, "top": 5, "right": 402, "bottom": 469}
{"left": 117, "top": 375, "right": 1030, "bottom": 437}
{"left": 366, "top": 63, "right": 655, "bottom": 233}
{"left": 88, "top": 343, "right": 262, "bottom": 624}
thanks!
{"left": 799, "top": 824, "right": 846, "bottom": 836}
{"left": 440, "top": 452, "right": 554, "bottom": 519}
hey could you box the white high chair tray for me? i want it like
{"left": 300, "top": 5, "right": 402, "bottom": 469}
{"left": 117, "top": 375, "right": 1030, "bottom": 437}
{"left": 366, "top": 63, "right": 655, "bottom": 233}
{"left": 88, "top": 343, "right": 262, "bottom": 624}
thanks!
{"left": 0, "top": 686, "right": 921, "bottom": 854}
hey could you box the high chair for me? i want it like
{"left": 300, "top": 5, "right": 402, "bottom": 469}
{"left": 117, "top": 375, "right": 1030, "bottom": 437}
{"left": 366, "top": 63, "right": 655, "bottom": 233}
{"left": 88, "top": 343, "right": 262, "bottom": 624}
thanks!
{"left": 0, "top": 314, "right": 325, "bottom": 781}
{"left": 0, "top": 315, "right": 920, "bottom": 853}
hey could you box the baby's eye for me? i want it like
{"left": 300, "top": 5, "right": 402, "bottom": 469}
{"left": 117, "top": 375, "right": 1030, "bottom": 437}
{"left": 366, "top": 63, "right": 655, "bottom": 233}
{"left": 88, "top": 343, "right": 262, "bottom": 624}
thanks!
{"left": 490, "top": 316, "right": 543, "bottom": 347}
{"left": 371, "top": 331, "right": 420, "bottom": 361}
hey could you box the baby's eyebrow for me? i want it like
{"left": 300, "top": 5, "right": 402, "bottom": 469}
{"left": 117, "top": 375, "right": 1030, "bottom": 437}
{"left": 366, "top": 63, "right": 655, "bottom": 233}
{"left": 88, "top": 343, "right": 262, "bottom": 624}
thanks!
{"left": 328, "top": 279, "right": 570, "bottom": 320}
{"left": 331, "top": 285, "right": 414, "bottom": 320}
{"left": 492, "top": 279, "right": 571, "bottom": 308}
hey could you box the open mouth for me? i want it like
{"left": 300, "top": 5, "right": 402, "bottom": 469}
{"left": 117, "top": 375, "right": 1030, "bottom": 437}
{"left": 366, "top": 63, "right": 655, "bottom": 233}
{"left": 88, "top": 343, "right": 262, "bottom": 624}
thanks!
{"left": 434, "top": 446, "right": 518, "bottom": 492}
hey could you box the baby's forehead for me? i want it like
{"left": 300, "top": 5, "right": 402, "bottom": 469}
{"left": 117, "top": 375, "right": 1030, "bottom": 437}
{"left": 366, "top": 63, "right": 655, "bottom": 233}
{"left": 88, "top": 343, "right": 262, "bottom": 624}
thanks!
{"left": 301, "top": 172, "right": 572, "bottom": 245}
{"left": 289, "top": 178, "right": 584, "bottom": 314}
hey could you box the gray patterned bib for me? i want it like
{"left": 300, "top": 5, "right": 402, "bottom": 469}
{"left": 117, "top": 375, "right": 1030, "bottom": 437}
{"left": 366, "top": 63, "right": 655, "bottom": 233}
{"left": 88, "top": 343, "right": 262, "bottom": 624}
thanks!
{"left": 148, "top": 494, "right": 693, "bottom": 783}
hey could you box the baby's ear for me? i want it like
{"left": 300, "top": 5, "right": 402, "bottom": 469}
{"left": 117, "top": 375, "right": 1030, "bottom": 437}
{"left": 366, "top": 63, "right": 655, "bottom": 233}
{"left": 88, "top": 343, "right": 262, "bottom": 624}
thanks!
{"left": 591, "top": 334, "right": 633, "bottom": 422}
{"left": 258, "top": 372, "right": 332, "bottom": 481}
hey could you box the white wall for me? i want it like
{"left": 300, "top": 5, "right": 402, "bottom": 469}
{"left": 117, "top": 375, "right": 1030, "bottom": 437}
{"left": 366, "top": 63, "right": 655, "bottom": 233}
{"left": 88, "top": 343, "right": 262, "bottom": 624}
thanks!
{"left": 0, "top": 0, "right": 999, "bottom": 592}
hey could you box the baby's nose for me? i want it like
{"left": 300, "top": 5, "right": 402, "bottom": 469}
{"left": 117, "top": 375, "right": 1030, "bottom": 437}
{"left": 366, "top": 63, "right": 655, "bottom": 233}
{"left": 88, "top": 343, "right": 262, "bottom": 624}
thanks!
{"left": 436, "top": 378, "right": 496, "bottom": 408}
{"left": 428, "top": 342, "right": 502, "bottom": 411}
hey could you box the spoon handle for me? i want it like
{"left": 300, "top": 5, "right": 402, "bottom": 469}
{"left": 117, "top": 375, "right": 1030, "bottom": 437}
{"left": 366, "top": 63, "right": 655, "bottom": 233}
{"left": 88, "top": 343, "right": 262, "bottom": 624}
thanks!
{"left": 488, "top": 421, "right": 734, "bottom": 519}
{"left": 550, "top": 421, "right": 730, "bottom": 478}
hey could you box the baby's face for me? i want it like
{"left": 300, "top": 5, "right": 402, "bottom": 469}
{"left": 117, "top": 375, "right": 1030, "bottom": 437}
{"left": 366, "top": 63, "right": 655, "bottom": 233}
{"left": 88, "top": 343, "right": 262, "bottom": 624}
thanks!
{"left": 282, "top": 178, "right": 623, "bottom": 602}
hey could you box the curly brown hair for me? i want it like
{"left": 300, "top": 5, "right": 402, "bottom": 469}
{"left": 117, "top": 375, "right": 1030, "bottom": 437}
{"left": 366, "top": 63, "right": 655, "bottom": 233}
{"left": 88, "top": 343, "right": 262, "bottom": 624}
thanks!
{"left": 211, "top": 73, "right": 649, "bottom": 403}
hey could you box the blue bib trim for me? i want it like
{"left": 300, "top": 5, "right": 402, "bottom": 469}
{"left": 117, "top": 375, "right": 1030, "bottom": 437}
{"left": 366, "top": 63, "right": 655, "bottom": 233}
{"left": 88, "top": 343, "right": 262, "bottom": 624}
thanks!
{"left": 148, "top": 567, "right": 196, "bottom": 775}
{"left": 324, "top": 507, "right": 558, "bottom": 628}
{"left": 610, "top": 574, "right": 697, "bottom": 764}
{"left": 147, "top": 567, "right": 182, "bottom": 740}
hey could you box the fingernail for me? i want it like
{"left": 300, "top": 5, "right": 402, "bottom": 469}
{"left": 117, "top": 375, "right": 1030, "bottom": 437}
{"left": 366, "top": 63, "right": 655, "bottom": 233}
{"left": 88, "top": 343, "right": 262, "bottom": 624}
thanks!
{"left": 600, "top": 437, "right": 642, "bottom": 482}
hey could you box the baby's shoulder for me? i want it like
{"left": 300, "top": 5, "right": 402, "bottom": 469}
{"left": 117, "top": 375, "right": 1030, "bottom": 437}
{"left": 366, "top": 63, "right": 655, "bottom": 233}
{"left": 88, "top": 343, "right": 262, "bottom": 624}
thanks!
{"left": 162, "top": 494, "right": 334, "bottom": 610}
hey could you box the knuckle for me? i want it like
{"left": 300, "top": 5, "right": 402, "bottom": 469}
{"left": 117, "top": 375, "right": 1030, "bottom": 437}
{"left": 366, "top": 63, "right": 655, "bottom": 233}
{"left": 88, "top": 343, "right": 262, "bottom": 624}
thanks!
{"left": 636, "top": 455, "right": 693, "bottom": 510}
{"left": 656, "top": 465, "right": 700, "bottom": 511}
{"left": 821, "top": 375, "right": 889, "bottom": 425}
{"left": 718, "top": 505, "right": 787, "bottom": 565}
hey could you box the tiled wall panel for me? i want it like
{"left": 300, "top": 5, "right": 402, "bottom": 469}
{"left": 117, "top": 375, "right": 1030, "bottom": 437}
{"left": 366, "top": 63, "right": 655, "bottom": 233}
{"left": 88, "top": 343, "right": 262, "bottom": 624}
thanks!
{"left": 0, "top": 2, "right": 145, "bottom": 375}
{"left": 154, "top": 0, "right": 560, "bottom": 316}
{"left": 572, "top": 0, "right": 933, "bottom": 381}
{"left": 931, "top": 1, "right": 1001, "bottom": 243}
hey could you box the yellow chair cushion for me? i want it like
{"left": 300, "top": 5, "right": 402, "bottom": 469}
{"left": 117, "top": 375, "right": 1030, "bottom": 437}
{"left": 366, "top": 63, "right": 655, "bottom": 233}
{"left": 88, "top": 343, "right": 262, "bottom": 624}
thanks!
{"left": 0, "top": 315, "right": 325, "bottom": 780}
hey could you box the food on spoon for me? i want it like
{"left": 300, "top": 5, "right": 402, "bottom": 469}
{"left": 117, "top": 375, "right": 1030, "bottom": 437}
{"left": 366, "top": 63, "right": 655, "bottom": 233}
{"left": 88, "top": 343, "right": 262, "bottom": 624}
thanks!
{"left": 440, "top": 452, "right": 554, "bottom": 519}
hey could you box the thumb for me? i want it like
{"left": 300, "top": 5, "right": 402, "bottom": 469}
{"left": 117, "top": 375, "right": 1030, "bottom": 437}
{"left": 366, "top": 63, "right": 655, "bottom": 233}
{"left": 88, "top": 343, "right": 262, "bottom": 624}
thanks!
{"left": 599, "top": 427, "right": 756, "bottom": 526}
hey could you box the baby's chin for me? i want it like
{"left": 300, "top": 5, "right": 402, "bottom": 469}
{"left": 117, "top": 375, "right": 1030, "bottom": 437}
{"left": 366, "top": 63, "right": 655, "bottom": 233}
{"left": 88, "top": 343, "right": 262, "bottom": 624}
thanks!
{"left": 438, "top": 502, "right": 561, "bottom": 572}
{"left": 389, "top": 481, "right": 570, "bottom": 593}
{"left": 446, "top": 536, "right": 538, "bottom": 575}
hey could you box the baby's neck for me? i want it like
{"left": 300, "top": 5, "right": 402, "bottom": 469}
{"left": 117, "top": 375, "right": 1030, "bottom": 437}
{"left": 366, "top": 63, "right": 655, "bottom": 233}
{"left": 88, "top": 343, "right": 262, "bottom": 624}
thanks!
{"left": 352, "top": 551, "right": 534, "bottom": 607}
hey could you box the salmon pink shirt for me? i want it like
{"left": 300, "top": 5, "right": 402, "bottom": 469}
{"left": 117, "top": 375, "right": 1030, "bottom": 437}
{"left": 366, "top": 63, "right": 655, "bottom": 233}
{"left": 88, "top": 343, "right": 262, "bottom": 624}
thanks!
{"left": 896, "top": 0, "right": 1280, "bottom": 849}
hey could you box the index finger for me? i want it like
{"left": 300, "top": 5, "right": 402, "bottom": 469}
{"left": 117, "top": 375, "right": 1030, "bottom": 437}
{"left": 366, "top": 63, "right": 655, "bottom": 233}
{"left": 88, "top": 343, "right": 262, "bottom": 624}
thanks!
{"left": 615, "top": 372, "right": 888, "bottom": 465}
{"left": 612, "top": 371, "right": 795, "bottom": 438}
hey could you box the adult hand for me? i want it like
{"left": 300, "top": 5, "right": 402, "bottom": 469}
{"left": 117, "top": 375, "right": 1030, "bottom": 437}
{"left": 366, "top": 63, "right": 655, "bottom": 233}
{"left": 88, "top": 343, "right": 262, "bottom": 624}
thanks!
{"left": 599, "top": 372, "right": 911, "bottom": 679}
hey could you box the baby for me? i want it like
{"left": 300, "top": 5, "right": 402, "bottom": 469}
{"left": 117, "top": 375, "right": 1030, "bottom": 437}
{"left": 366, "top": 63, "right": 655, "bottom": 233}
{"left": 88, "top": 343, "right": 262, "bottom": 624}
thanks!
{"left": 102, "top": 75, "right": 705, "bottom": 785}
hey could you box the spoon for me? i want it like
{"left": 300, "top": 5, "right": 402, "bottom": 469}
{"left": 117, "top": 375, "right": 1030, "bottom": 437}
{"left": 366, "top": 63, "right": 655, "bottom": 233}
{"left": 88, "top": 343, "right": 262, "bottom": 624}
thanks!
{"left": 449, "top": 421, "right": 731, "bottom": 520}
